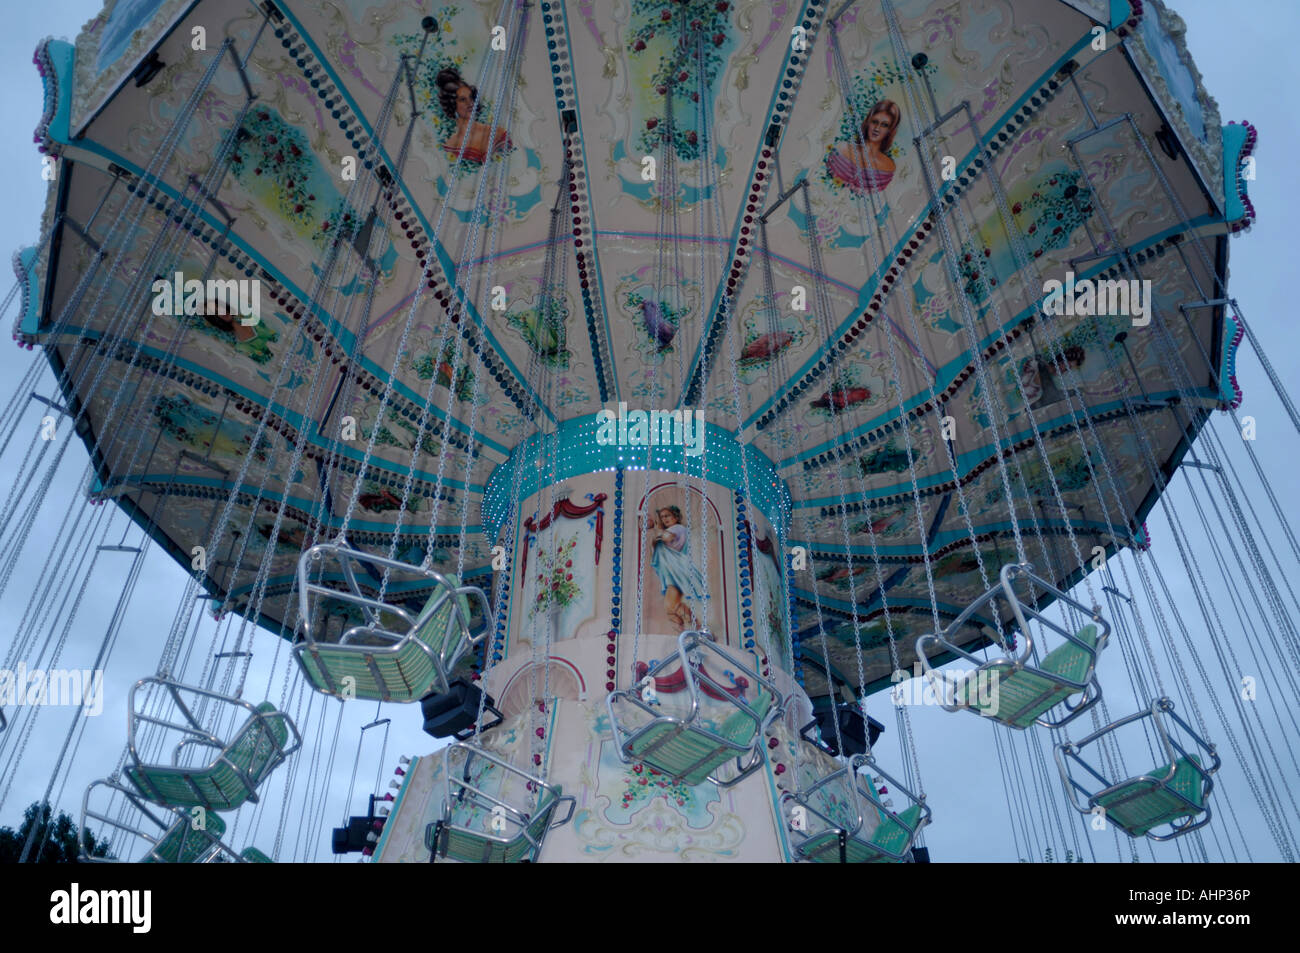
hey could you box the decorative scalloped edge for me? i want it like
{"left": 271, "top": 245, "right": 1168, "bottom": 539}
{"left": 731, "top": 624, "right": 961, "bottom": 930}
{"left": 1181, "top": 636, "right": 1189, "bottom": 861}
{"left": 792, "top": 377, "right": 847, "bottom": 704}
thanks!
{"left": 1132, "top": 521, "right": 1151, "bottom": 551}
{"left": 10, "top": 250, "right": 35, "bottom": 348}
{"left": 1223, "top": 120, "right": 1257, "bottom": 234}
{"left": 1114, "top": 0, "right": 1145, "bottom": 35}
{"left": 1219, "top": 312, "right": 1244, "bottom": 410}
{"left": 32, "top": 38, "right": 60, "bottom": 155}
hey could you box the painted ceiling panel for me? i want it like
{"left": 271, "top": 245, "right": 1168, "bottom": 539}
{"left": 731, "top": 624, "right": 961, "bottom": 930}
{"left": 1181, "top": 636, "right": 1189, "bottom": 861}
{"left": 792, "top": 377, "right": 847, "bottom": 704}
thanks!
{"left": 25, "top": 0, "right": 1246, "bottom": 687}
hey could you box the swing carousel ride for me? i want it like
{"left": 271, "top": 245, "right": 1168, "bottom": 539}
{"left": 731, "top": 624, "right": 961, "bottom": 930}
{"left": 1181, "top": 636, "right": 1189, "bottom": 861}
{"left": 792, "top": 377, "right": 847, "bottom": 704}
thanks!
{"left": 2, "top": 0, "right": 1296, "bottom": 863}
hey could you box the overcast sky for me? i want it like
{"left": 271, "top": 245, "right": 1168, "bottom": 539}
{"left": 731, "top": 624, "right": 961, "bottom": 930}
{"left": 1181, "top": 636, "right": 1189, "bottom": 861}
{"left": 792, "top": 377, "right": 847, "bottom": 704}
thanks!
{"left": 0, "top": 0, "right": 1295, "bottom": 863}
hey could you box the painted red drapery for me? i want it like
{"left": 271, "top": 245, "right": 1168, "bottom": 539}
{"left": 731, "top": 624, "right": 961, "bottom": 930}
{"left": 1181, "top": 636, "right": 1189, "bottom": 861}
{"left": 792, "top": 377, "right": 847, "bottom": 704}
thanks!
{"left": 521, "top": 493, "right": 607, "bottom": 576}
{"left": 632, "top": 660, "right": 749, "bottom": 700}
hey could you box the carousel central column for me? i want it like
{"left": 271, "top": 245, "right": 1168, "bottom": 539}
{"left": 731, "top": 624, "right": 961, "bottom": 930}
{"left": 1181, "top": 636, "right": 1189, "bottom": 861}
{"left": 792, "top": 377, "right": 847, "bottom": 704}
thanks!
{"left": 467, "top": 412, "right": 810, "bottom": 860}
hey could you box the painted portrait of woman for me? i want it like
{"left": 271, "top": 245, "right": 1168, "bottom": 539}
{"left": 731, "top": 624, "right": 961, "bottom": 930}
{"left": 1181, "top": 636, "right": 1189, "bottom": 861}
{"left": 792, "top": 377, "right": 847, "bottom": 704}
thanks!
{"left": 436, "top": 66, "right": 510, "bottom": 164}
{"left": 647, "top": 505, "right": 709, "bottom": 632}
{"left": 826, "top": 99, "right": 902, "bottom": 194}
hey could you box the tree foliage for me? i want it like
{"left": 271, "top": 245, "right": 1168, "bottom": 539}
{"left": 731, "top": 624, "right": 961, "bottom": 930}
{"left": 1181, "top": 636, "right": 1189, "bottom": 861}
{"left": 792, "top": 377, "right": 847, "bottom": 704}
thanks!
{"left": 0, "top": 801, "right": 113, "bottom": 863}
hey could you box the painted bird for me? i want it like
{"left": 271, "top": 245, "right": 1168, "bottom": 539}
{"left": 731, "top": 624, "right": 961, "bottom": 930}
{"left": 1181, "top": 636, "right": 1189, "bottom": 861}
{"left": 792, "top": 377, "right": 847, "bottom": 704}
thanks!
{"left": 740, "top": 331, "right": 793, "bottom": 361}
{"left": 812, "top": 384, "right": 871, "bottom": 411}
{"left": 641, "top": 299, "right": 676, "bottom": 349}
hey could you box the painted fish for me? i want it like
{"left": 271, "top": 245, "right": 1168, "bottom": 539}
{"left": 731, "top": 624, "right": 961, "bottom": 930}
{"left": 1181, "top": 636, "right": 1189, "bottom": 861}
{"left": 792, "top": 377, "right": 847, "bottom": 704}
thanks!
{"left": 641, "top": 299, "right": 676, "bottom": 349}
{"left": 812, "top": 385, "right": 871, "bottom": 411}
{"left": 741, "top": 331, "right": 793, "bottom": 361}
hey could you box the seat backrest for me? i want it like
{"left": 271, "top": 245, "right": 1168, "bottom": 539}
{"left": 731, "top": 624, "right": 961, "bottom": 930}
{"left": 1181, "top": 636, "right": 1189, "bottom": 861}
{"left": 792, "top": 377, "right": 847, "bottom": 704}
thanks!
{"left": 412, "top": 575, "right": 473, "bottom": 655}
{"left": 227, "top": 703, "right": 290, "bottom": 776}
{"left": 1039, "top": 623, "right": 1099, "bottom": 679}
{"left": 717, "top": 688, "right": 773, "bottom": 743}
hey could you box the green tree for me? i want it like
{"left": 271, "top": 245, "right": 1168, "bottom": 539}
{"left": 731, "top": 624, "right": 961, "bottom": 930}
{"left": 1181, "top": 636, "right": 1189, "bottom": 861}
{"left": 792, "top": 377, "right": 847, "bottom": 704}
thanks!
{"left": 0, "top": 801, "right": 113, "bottom": 863}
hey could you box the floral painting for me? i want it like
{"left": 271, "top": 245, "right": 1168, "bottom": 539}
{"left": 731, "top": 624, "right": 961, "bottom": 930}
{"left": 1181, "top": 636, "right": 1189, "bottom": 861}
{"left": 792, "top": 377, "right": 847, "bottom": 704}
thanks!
{"left": 517, "top": 497, "right": 601, "bottom": 643}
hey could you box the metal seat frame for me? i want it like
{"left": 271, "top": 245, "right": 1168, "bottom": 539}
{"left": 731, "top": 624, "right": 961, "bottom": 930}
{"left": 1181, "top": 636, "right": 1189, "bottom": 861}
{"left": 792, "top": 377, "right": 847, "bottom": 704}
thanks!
{"left": 606, "top": 630, "right": 784, "bottom": 788}
{"left": 429, "top": 742, "right": 576, "bottom": 863}
{"left": 80, "top": 778, "right": 251, "bottom": 863}
{"left": 293, "top": 541, "right": 491, "bottom": 702}
{"left": 1055, "top": 696, "right": 1221, "bottom": 841}
{"left": 788, "top": 752, "right": 931, "bottom": 863}
{"left": 125, "top": 677, "right": 300, "bottom": 810}
{"left": 915, "top": 562, "right": 1110, "bottom": 729}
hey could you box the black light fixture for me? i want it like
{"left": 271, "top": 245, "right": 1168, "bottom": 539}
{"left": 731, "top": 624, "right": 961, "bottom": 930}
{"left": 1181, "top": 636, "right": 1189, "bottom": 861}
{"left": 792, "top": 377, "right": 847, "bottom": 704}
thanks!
{"left": 332, "top": 795, "right": 386, "bottom": 855}
{"left": 132, "top": 51, "right": 165, "bottom": 88}
{"left": 800, "top": 698, "right": 885, "bottom": 758}
{"left": 420, "top": 678, "right": 504, "bottom": 740}
{"left": 1154, "top": 122, "right": 1181, "bottom": 162}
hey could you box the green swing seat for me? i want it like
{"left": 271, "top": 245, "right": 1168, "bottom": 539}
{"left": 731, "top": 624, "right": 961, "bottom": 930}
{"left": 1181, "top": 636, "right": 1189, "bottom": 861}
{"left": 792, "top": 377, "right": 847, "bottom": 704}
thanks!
{"left": 607, "top": 631, "right": 784, "bottom": 789}
{"left": 798, "top": 803, "right": 926, "bottom": 863}
{"left": 427, "top": 785, "right": 567, "bottom": 864}
{"left": 296, "top": 556, "right": 484, "bottom": 703}
{"left": 142, "top": 813, "right": 228, "bottom": 864}
{"left": 964, "top": 624, "right": 1100, "bottom": 728}
{"left": 429, "top": 742, "right": 576, "bottom": 863}
{"left": 1056, "top": 697, "right": 1219, "bottom": 842}
{"left": 793, "top": 758, "right": 928, "bottom": 864}
{"left": 916, "top": 563, "right": 1110, "bottom": 731}
{"left": 239, "top": 846, "right": 273, "bottom": 863}
{"left": 1093, "top": 755, "right": 1208, "bottom": 838}
{"left": 624, "top": 689, "right": 774, "bottom": 787}
{"left": 126, "top": 702, "right": 293, "bottom": 811}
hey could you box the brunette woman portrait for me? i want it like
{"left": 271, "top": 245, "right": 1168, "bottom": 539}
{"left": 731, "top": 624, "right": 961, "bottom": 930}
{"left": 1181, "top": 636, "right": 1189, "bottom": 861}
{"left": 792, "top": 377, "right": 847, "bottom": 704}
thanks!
{"left": 436, "top": 66, "right": 510, "bottom": 163}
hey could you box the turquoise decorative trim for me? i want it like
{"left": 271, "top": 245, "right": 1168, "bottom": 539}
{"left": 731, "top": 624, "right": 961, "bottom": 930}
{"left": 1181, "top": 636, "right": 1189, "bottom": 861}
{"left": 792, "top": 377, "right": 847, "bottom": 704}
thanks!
{"left": 14, "top": 247, "right": 41, "bottom": 338}
{"left": 1109, "top": 0, "right": 1139, "bottom": 32}
{"left": 1219, "top": 312, "right": 1244, "bottom": 410}
{"left": 33, "top": 39, "right": 74, "bottom": 151}
{"left": 482, "top": 413, "right": 791, "bottom": 539}
{"left": 1221, "top": 122, "right": 1256, "bottom": 233}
